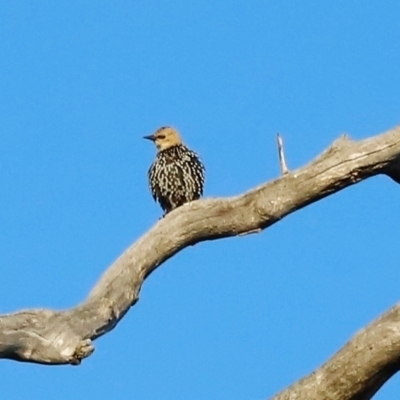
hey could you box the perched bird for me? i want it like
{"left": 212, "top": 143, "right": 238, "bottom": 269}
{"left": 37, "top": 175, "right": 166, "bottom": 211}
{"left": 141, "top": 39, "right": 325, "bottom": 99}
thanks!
{"left": 144, "top": 126, "right": 205, "bottom": 214}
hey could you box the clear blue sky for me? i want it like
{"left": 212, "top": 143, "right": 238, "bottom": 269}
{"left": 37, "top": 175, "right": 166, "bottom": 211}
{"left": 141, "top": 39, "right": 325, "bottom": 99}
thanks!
{"left": 0, "top": 2, "right": 399, "bottom": 399}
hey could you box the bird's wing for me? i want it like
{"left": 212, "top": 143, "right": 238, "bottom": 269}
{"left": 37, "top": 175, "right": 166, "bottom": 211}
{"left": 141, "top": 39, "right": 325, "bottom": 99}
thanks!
{"left": 147, "top": 163, "right": 158, "bottom": 202}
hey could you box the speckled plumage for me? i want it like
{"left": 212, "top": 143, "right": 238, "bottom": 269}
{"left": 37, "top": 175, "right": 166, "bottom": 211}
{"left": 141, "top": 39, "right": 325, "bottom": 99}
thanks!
{"left": 144, "top": 127, "right": 205, "bottom": 214}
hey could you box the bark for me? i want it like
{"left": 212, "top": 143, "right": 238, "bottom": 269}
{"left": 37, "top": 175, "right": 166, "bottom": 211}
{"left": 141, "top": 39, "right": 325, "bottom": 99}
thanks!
{"left": 1, "top": 125, "right": 400, "bottom": 399}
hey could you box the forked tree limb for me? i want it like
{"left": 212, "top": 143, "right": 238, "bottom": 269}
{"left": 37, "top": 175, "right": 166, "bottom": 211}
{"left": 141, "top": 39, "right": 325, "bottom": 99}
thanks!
{"left": 1, "top": 125, "right": 400, "bottom": 399}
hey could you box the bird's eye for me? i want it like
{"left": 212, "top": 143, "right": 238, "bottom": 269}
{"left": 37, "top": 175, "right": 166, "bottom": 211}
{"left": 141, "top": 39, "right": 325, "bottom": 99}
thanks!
{"left": 157, "top": 134, "right": 166, "bottom": 139}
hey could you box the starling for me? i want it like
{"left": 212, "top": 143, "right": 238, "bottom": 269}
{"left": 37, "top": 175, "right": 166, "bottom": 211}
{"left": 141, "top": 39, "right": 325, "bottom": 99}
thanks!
{"left": 144, "top": 126, "right": 205, "bottom": 214}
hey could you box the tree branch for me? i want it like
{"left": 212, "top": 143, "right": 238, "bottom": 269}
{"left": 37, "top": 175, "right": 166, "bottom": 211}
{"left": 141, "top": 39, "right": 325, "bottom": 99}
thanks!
{"left": 271, "top": 305, "right": 400, "bottom": 400}
{"left": 1, "top": 125, "right": 400, "bottom": 398}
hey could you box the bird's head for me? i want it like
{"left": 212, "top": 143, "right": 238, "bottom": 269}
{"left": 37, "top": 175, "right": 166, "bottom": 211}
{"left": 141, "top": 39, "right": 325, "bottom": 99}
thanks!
{"left": 143, "top": 126, "right": 183, "bottom": 151}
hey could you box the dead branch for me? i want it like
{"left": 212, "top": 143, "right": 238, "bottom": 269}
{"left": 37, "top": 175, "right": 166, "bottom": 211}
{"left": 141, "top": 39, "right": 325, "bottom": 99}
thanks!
{"left": 1, "top": 125, "right": 400, "bottom": 399}
{"left": 271, "top": 304, "right": 400, "bottom": 400}
{"left": 276, "top": 133, "right": 289, "bottom": 174}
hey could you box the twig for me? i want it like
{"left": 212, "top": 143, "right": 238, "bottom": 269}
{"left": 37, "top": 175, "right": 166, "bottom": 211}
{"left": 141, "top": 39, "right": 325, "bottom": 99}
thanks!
{"left": 276, "top": 134, "right": 289, "bottom": 175}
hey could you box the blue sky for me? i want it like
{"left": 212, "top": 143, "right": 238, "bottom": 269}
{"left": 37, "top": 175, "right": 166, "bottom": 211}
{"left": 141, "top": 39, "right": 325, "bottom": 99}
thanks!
{"left": 0, "top": 1, "right": 399, "bottom": 399}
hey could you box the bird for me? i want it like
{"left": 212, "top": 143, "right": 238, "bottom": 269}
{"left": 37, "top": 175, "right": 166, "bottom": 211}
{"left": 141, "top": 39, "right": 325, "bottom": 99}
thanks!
{"left": 143, "top": 126, "right": 205, "bottom": 214}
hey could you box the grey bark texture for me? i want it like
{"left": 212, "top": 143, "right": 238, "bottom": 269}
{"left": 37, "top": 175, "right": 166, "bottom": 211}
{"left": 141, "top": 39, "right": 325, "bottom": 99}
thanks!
{"left": 1, "top": 125, "right": 400, "bottom": 399}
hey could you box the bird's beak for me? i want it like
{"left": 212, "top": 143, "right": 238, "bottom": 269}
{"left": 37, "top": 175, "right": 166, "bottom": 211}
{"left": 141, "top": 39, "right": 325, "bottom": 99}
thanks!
{"left": 143, "top": 134, "right": 155, "bottom": 141}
